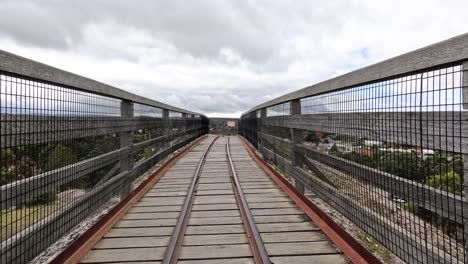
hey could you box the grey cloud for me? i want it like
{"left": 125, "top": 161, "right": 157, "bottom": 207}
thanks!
{"left": 0, "top": 0, "right": 355, "bottom": 65}
{"left": 2, "top": 0, "right": 467, "bottom": 117}
{"left": 0, "top": 0, "right": 279, "bottom": 62}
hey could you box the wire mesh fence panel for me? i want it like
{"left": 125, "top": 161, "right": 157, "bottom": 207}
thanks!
{"left": 0, "top": 70, "right": 207, "bottom": 263}
{"left": 240, "top": 63, "right": 468, "bottom": 263}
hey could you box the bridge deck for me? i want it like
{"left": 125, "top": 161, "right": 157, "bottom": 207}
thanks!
{"left": 80, "top": 135, "right": 347, "bottom": 264}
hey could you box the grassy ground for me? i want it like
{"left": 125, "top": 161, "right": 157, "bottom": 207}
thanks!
{"left": 1, "top": 203, "right": 62, "bottom": 241}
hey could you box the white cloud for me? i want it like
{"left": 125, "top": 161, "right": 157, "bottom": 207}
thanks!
{"left": 0, "top": 0, "right": 467, "bottom": 117}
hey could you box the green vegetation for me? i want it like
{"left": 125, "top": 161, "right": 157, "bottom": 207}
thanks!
{"left": 47, "top": 145, "right": 77, "bottom": 170}
{"left": 1, "top": 202, "right": 63, "bottom": 240}
{"left": 0, "top": 135, "right": 120, "bottom": 187}
{"left": 20, "top": 191, "right": 58, "bottom": 207}
{"left": 326, "top": 136, "right": 464, "bottom": 238}
{"left": 336, "top": 147, "right": 463, "bottom": 194}
{"left": 399, "top": 202, "right": 418, "bottom": 214}
{"left": 305, "top": 133, "right": 320, "bottom": 145}
{"left": 425, "top": 171, "right": 462, "bottom": 195}
{"left": 380, "top": 152, "right": 426, "bottom": 181}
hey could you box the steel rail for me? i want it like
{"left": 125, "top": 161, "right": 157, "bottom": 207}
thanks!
{"left": 226, "top": 137, "right": 272, "bottom": 264}
{"left": 162, "top": 136, "right": 220, "bottom": 264}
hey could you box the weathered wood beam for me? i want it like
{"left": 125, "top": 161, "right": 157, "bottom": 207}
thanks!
{"left": 262, "top": 111, "right": 468, "bottom": 153}
{"left": 0, "top": 114, "right": 192, "bottom": 148}
{"left": 0, "top": 147, "right": 126, "bottom": 209}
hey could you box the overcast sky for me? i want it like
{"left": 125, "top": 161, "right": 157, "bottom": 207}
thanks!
{"left": 0, "top": 0, "right": 467, "bottom": 117}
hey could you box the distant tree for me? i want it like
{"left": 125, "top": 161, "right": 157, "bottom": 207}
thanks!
{"left": 384, "top": 142, "right": 400, "bottom": 148}
{"left": 144, "top": 147, "right": 155, "bottom": 159}
{"left": 17, "top": 156, "right": 36, "bottom": 179}
{"left": 0, "top": 167, "right": 14, "bottom": 186}
{"left": 0, "top": 148, "right": 16, "bottom": 168}
{"left": 425, "top": 171, "right": 461, "bottom": 195}
{"left": 133, "top": 133, "right": 146, "bottom": 143}
{"left": 305, "top": 133, "right": 320, "bottom": 145}
{"left": 381, "top": 152, "right": 425, "bottom": 181}
{"left": 47, "top": 145, "right": 77, "bottom": 170}
{"left": 423, "top": 153, "right": 463, "bottom": 178}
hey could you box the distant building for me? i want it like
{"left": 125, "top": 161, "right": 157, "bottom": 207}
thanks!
{"left": 359, "top": 148, "right": 373, "bottom": 156}
{"left": 364, "top": 140, "right": 383, "bottom": 147}
{"left": 227, "top": 121, "right": 236, "bottom": 127}
{"left": 209, "top": 118, "right": 238, "bottom": 135}
{"left": 416, "top": 148, "right": 435, "bottom": 157}
{"left": 378, "top": 148, "right": 413, "bottom": 153}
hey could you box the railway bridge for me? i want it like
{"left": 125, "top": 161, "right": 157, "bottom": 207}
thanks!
{"left": 2, "top": 33, "right": 468, "bottom": 264}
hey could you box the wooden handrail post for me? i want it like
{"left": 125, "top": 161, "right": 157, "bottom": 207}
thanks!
{"left": 119, "top": 100, "right": 134, "bottom": 199}
{"left": 290, "top": 99, "right": 305, "bottom": 194}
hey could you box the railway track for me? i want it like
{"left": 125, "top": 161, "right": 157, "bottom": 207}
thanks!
{"left": 69, "top": 135, "right": 373, "bottom": 263}
{"left": 163, "top": 136, "right": 271, "bottom": 264}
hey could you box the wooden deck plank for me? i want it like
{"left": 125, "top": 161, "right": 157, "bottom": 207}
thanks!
{"left": 128, "top": 205, "right": 182, "bottom": 213}
{"left": 257, "top": 220, "right": 318, "bottom": 233}
{"left": 183, "top": 234, "right": 248, "bottom": 245}
{"left": 241, "top": 184, "right": 279, "bottom": 189}
{"left": 139, "top": 196, "right": 185, "bottom": 203}
{"left": 245, "top": 196, "right": 291, "bottom": 203}
{"left": 179, "top": 258, "right": 254, "bottom": 264}
{"left": 179, "top": 244, "right": 252, "bottom": 259}
{"left": 247, "top": 202, "right": 296, "bottom": 209}
{"left": 199, "top": 178, "right": 231, "bottom": 183}
{"left": 270, "top": 255, "right": 347, "bottom": 264}
{"left": 185, "top": 224, "right": 246, "bottom": 235}
{"left": 251, "top": 208, "right": 303, "bottom": 216}
{"left": 193, "top": 195, "right": 236, "bottom": 205}
{"left": 244, "top": 192, "right": 288, "bottom": 198}
{"left": 123, "top": 212, "right": 180, "bottom": 220}
{"left": 192, "top": 203, "right": 239, "bottom": 211}
{"left": 196, "top": 189, "right": 234, "bottom": 195}
{"left": 93, "top": 237, "right": 171, "bottom": 249}
{"left": 260, "top": 231, "right": 327, "bottom": 243}
{"left": 242, "top": 188, "right": 284, "bottom": 194}
{"left": 253, "top": 215, "right": 309, "bottom": 224}
{"left": 144, "top": 191, "right": 187, "bottom": 197}
{"left": 114, "top": 218, "right": 177, "bottom": 228}
{"left": 196, "top": 183, "right": 233, "bottom": 190}
{"left": 104, "top": 227, "right": 174, "bottom": 238}
{"left": 265, "top": 241, "right": 340, "bottom": 256}
{"left": 190, "top": 210, "right": 240, "bottom": 218}
{"left": 189, "top": 216, "right": 243, "bottom": 226}
{"left": 81, "top": 248, "right": 166, "bottom": 263}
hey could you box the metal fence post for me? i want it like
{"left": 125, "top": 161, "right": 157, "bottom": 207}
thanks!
{"left": 290, "top": 99, "right": 305, "bottom": 194}
{"left": 120, "top": 100, "right": 134, "bottom": 199}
